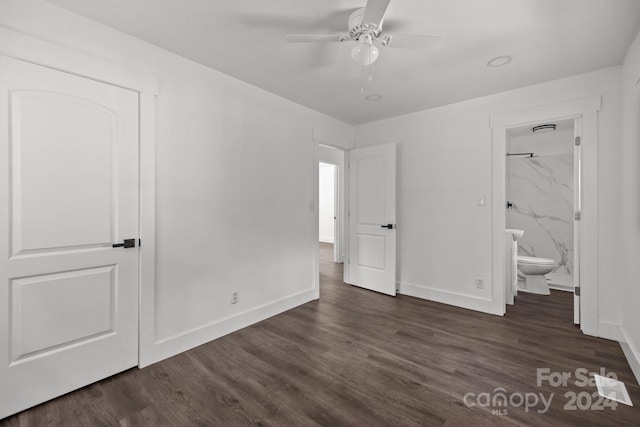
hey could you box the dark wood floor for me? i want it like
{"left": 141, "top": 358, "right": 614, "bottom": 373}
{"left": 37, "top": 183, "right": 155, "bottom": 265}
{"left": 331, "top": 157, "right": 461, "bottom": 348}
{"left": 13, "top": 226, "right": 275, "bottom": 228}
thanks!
{"left": 2, "top": 243, "right": 639, "bottom": 426}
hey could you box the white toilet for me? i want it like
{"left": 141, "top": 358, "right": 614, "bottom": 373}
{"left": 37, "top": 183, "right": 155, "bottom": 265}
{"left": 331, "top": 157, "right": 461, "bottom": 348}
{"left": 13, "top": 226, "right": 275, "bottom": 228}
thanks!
{"left": 517, "top": 256, "right": 556, "bottom": 295}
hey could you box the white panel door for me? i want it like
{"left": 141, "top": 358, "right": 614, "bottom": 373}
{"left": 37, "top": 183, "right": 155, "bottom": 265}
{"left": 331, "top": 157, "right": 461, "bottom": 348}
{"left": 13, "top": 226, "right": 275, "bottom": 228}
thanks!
{"left": 0, "top": 56, "right": 139, "bottom": 418}
{"left": 348, "top": 143, "right": 396, "bottom": 296}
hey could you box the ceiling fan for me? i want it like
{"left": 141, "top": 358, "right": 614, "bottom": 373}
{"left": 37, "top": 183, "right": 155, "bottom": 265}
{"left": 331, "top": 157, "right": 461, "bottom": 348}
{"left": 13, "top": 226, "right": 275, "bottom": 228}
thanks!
{"left": 285, "top": 0, "right": 443, "bottom": 66}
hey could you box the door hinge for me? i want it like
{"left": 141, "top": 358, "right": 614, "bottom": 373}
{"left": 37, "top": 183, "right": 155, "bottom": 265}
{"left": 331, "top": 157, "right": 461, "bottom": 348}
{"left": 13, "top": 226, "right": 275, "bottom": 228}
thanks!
{"left": 575, "top": 136, "right": 581, "bottom": 146}
{"left": 139, "top": 238, "right": 142, "bottom": 247}
{"left": 574, "top": 286, "right": 580, "bottom": 296}
{"left": 574, "top": 211, "right": 581, "bottom": 221}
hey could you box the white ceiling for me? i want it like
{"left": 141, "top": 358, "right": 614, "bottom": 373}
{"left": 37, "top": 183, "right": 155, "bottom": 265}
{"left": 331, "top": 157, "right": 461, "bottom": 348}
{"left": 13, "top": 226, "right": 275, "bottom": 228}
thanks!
{"left": 47, "top": 0, "right": 640, "bottom": 125}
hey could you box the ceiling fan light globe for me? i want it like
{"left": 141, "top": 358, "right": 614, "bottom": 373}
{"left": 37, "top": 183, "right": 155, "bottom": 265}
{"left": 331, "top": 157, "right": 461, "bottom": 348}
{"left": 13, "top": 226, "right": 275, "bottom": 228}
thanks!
{"left": 351, "top": 44, "right": 379, "bottom": 66}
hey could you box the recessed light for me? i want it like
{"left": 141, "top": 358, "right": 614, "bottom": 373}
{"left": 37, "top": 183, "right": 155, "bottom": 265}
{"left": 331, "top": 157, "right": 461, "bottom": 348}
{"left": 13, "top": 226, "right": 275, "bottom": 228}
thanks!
{"left": 365, "top": 94, "right": 383, "bottom": 101}
{"left": 487, "top": 55, "right": 512, "bottom": 67}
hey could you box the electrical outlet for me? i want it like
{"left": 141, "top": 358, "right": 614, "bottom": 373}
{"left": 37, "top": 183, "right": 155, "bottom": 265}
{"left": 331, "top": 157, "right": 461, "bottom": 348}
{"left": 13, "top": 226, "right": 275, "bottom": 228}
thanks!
{"left": 475, "top": 278, "right": 484, "bottom": 289}
{"left": 231, "top": 290, "right": 239, "bottom": 304}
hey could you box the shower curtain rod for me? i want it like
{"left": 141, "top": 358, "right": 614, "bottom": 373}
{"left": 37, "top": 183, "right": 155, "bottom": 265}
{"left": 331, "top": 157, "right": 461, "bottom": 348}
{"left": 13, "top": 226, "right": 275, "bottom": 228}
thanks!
{"left": 506, "top": 152, "right": 539, "bottom": 158}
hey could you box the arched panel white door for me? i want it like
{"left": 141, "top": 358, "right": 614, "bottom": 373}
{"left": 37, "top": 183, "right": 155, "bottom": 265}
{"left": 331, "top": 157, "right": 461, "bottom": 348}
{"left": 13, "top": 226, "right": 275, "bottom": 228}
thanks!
{"left": 0, "top": 56, "right": 139, "bottom": 418}
{"left": 348, "top": 143, "right": 396, "bottom": 296}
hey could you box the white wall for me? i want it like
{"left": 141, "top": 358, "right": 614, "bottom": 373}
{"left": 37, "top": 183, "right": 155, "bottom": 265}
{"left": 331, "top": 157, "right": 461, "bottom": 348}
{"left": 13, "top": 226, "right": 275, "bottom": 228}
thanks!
{"left": 0, "top": 0, "right": 354, "bottom": 365}
{"left": 355, "top": 67, "right": 622, "bottom": 336}
{"left": 319, "top": 163, "right": 335, "bottom": 243}
{"left": 620, "top": 28, "right": 640, "bottom": 383}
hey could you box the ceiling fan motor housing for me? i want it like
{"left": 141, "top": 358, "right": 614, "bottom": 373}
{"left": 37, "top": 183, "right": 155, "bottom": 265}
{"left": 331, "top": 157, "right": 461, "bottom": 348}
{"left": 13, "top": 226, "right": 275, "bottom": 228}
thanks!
{"left": 348, "top": 8, "right": 383, "bottom": 41}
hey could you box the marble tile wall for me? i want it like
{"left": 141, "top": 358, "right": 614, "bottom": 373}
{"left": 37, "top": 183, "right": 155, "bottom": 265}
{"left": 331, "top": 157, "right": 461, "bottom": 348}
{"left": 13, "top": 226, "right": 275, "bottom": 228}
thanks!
{"left": 506, "top": 154, "right": 574, "bottom": 279}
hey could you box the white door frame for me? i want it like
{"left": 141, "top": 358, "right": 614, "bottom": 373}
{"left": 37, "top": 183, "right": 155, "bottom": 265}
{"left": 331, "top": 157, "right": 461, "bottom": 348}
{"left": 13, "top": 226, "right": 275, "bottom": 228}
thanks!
{"left": 0, "top": 27, "right": 159, "bottom": 367}
{"left": 491, "top": 96, "right": 601, "bottom": 336}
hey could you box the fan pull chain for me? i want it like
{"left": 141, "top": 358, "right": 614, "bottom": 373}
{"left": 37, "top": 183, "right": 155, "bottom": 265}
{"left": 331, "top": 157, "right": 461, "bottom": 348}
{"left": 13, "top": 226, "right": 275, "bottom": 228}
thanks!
{"left": 360, "top": 65, "right": 373, "bottom": 98}
{"left": 361, "top": 65, "right": 374, "bottom": 99}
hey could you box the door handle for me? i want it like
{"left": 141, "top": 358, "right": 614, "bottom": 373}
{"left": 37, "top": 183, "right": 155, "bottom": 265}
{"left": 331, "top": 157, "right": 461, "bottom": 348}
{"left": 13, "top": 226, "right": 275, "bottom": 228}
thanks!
{"left": 112, "top": 239, "right": 136, "bottom": 248}
{"left": 380, "top": 224, "right": 395, "bottom": 229}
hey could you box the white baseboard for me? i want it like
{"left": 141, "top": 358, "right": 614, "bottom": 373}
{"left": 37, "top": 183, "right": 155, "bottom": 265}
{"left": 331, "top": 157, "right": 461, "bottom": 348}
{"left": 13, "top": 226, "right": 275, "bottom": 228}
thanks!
{"left": 319, "top": 236, "right": 334, "bottom": 243}
{"left": 397, "top": 282, "right": 501, "bottom": 316}
{"left": 597, "top": 321, "right": 620, "bottom": 341}
{"left": 139, "top": 288, "right": 316, "bottom": 367}
{"left": 619, "top": 326, "right": 640, "bottom": 386}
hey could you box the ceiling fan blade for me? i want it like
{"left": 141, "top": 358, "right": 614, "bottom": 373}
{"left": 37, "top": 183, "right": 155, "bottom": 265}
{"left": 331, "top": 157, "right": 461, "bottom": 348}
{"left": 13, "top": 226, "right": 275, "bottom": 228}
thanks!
{"left": 378, "top": 18, "right": 404, "bottom": 33}
{"left": 238, "top": 9, "right": 353, "bottom": 32}
{"left": 384, "top": 34, "right": 444, "bottom": 51}
{"left": 363, "top": 0, "right": 391, "bottom": 28}
{"left": 286, "top": 34, "right": 347, "bottom": 43}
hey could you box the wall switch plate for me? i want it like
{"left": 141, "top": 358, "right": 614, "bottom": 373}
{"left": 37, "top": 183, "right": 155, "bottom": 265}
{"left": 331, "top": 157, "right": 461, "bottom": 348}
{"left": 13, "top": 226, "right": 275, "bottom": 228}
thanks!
{"left": 475, "top": 278, "right": 484, "bottom": 289}
{"left": 231, "top": 290, "right": 239, "bottom": 304}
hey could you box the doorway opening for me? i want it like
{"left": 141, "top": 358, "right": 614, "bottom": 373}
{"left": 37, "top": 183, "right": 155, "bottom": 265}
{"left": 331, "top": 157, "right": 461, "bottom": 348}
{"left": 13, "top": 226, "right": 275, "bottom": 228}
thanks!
{"left": 504, "top": 118, "right": 580, "bottom": 325}
{"left": 317, "top": 144, "right": 346, "bottom": 298}
{"left": 491, "top": 96, "right": 600, "bottom": 335}
{"left": 319, "top": 162, "right": 338, "bottom": 259}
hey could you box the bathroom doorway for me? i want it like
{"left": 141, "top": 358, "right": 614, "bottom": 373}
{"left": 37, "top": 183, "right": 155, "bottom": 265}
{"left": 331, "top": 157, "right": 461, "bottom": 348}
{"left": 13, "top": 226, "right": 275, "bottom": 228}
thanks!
{"left": 491, "top": 96, "right": 600, "bottom": 335}
{"left": 505, "top": 119, "right": 577, "bottom": 298}
{"left": 505, "top": 119, "right": 581, "bottom": 325}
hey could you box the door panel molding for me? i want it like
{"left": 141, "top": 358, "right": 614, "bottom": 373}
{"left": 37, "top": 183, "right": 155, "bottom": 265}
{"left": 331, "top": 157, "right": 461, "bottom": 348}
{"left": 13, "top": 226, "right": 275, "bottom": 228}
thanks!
{"left": 9, "top": 265, "right": 116, "bottom": 364}
{"left": 10, "top": 90, "right": 117, "bottom": 256}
